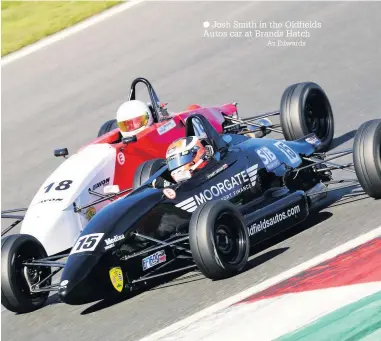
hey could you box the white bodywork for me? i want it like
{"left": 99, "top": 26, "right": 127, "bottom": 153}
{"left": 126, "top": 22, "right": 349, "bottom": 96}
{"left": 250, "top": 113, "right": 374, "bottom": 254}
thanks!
{"left": 21, "top": 144, "right": 116, "bottom": 255}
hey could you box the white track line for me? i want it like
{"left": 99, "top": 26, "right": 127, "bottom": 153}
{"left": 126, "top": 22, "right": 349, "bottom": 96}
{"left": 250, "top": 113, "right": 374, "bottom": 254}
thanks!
{"left": 1, "top": 0, "right": 146, "bottom": 67}
{"left": 139, "top": 225, "right": 381, "bottom": 341}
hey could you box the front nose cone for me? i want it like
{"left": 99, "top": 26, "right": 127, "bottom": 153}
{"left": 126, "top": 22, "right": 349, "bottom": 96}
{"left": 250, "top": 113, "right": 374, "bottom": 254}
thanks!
{"left": 59, "top": 253, "right": 101, "bottom": 305}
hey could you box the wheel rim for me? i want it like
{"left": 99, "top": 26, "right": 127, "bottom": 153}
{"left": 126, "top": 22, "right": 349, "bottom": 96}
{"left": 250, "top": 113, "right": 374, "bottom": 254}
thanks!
{"left": 213, "top": 212, "right": 247, "bottom": 265}
{"left": 11, "top": 241, "right": 51, "bottom": 303}
{"left": 304, "top": 89, "right": 332, "bottom": 141}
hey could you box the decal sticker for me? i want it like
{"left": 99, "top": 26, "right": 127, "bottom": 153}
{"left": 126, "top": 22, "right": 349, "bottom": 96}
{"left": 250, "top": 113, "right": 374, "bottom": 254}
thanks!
{"left": 59, "top": 280, "right": 69, "bottom": 289}
{"left": 104, "top": 234, "right": 125, "bottom": 250}
{"left": 117, "top": 152, "right": 125, "bottom": 165}
{"left": 38, "top": 198, "right": 63, "bottom": 204}
{"left": 255, "top": 147, "right": 281, "bottom": 172}
{"left": 84, "top": 206, "right": 96, "bottom": 221}
{"left": 157, "top": 119, "right": 176, "bottom": 135}
{"left": 206, "top": 164, "right": 228, "bottom": 179}
{"left": 176, "top": 164, "right": 258, "bottom": 212}
{"left": 305, "top": 134, "right": 321, "bottom": 147}
{"left": 44, "top": 180, "right": 73, "bottom": 193}
{"left": 109, "top": 267, "right": 124, "bottom": 292}
{"left": 163, "top": 188, "right": 176, "bottom": 200}
{"left": 247, "top": 204, "right": 301, "bottom": 236}
{"left": 92, "top": 177, "right": 110, "bottom": 191}
{"left": 274, "top": 141, "right": 301, "bottom": 165}
{"left": 70, "top": 233, "right": 104, "bottom": 254}
{"left": 142, "top": 250, "right": 167, "bottom": 271}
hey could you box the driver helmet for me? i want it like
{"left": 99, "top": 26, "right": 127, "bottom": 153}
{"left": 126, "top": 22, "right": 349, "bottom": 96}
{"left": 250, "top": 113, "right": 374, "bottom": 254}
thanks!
{"left": 166, "top": 136, "right": 213, "bottom": 183}
{"left": 116, "top": 100, "right": 153, "bottom": 138}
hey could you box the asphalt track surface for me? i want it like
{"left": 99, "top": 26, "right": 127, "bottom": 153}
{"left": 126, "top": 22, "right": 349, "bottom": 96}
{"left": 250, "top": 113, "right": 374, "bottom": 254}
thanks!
{"left": 1, "top": 2, "right": 381, "bottom": 341}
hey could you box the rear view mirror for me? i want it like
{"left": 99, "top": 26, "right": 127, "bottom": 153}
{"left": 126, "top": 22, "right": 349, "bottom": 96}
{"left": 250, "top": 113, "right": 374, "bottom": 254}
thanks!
{"left": 54, "top": 148, "right": 69, "bottom": 158}
{"left": 104, "top": 185, "right": 120, "bottom": 194}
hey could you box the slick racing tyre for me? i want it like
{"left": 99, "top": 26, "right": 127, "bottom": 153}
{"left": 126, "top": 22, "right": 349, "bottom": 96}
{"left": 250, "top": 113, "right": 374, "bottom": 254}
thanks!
{"left": 280, "top": 82, "right": 334, "bottom": 152}
{"left": 97, "top": 119, "right": 118, "bottom": 137}
{"left": 189, "top": 200, "right": 249, "bottom": 280}
{"left": 133, "top": 158, "right": 166, "bottom": 190}
{"left": 353, "top": 119, "right": 381, "bottom": 199}
{"left": 1, "top": 234, "right": 51, "bottom": 313}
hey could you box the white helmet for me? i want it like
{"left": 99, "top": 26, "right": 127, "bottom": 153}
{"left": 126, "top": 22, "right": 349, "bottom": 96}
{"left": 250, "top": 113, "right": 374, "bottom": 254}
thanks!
{"left": 116, "top": 100, "right": 153, "bottom": 137}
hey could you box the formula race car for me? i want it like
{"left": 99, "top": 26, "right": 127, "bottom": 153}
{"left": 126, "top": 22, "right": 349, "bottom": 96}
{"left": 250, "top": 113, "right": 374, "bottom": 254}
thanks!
{"left": 2, "top": 82, "right": 380, "bottom": 313}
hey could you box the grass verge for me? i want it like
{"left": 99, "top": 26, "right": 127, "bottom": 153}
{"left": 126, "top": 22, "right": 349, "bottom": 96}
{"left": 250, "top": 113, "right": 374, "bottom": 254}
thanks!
{"left": 1, "top": 1, "right": 122, "bottom": 56}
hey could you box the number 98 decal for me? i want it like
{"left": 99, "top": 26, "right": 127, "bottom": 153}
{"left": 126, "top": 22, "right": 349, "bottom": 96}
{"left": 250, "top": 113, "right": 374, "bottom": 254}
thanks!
{"left": 70, "top": 233, "right": 104, "bottom": 254}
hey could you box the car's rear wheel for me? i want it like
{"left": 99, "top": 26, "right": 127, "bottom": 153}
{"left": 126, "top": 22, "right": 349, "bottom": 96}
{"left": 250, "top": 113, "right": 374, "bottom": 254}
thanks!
{"left": 280, "top": 82, "right": 334, "bottom": 152}
{"left": 132, "top": 158, "right": 167, "bottom": 190}
{"left": 1, "top": 234, "right": 51, "bottom": 313}
{"left": 189, "top": 201, "right": 249, "bottom": 280}
{"left": 353, "top": 119, "right": 381, "bottom": 199}
{"left": 97, "top": 119, "right": 118, "bottom": 137}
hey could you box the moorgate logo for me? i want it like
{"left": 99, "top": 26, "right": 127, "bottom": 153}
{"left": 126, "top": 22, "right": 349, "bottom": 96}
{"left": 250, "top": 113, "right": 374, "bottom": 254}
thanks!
{"left": 176, "top": 164, "right": 258, "bottom": 212}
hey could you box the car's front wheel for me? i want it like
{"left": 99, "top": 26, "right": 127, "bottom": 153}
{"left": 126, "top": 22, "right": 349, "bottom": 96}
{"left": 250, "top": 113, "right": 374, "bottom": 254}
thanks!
{"left": 1, "top": 234, "right": 51, "bottom": 313}
{"left": 353, "top": 119, "right": 381, "bottom": 199}
{"left": 280, "top": 82, "right": 334, "bottom": 152}
{"left": 97, "top": 119, "right": 118, "bottom": 137}
{"left": 189, "top": 200, "right": 249, "bottom": 280}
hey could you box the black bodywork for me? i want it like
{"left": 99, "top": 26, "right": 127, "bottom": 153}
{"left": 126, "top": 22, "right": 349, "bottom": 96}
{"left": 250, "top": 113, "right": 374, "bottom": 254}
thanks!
{"left": 58, "top": 114, "right": 320, "bottom": 304}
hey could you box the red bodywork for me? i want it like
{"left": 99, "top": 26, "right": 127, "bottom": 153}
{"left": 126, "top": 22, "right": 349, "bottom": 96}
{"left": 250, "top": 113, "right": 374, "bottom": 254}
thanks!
{"left": 83, "top": 104, "right": 237, "bottom": 190}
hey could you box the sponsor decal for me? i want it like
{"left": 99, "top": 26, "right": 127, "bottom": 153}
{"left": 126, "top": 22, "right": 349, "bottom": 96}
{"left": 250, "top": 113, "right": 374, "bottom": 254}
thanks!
{"left": 38, "top": 198, "right": 63, "bottom": 204}
{"left": 176, "top": 164, "right": 258, "bottom": 212}
{"left": 305, "top": 134, "right": 321, "bottom": 147}
{"left": 104, "top": 234, "right": 125, "bottom": 250}
{"left": 92, "top": 177, "right": 110, "bottom": 191}
{"left": 84, "top": 206, "right": 96, "bottom": 221}
{"left": 247, "top": 204, "right": 301, "bottom": 236}
{"left": 163, "top": 188, "right": 176, "bottom": 199}
{"left": 206, "top": 164, "right": 228, "bottom": 179}
{"left": 142, "top": 250, "right": 167, "bottom": 271}
{"left": 117, "top": 152, "right": 125, "bottom": 165}
{"left": 157, "top": 119, "right": 176, "bottom": 135}
{"left": 255, "top": 147, "right": 281, "bottom": 172}
{"left": 274, "top": 141, "right": 301, "bottom": 165}
{"left": 109, "top": 267, "right": 124, "bottom": 292}
{"left": 59, "top": 280, "right": 69, "bottom": 289}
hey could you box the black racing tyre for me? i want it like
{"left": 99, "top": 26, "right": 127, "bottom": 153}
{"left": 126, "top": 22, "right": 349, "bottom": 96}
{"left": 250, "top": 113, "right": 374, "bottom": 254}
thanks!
{"left": 189, "top": 200, "right": 249, "bottom": 280}
{"left": 97, "top": 119, "right": 118, "bottom": 137}
{"left": 280, "top": 82, "right": 334, "bottom": 152}
{"left": 353, "top": 119, "right": 381, "bottom": 199}
{"left": 132, "top": 158, "right": 166, "bottom": 190}
{"left": 1, "top": 234, "right": 51, "bottom": 313}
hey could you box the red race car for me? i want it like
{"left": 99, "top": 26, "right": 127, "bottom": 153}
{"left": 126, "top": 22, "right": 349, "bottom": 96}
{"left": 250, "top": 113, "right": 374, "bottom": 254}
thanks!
{"left": 87, "top": 77, "right": 239, "bottom": 192}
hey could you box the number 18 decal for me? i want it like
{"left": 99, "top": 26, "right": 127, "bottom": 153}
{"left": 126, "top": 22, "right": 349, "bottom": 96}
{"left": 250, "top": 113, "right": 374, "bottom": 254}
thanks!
{"left": 274, "top": 141, "right": 301, "bottom": 165}
{"left": 70, "top": 233, "right": 104, "bottom": 254}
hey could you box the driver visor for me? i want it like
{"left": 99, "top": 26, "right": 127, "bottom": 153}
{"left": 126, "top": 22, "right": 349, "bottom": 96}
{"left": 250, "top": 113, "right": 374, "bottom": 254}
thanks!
{"left": 167, "top": 153, "right": 194, "bottom": 171}
{"left": 117, "top": 113, "right": 149, "bottom": 133}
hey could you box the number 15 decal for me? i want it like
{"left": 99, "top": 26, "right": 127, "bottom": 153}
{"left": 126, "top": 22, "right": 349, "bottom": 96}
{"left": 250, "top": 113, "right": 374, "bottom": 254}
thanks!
{"left": 71, "top": 233, "right": 104, "bottom": 254}
{"left": 274, "top": 141, "right": 301, "bottom": 165}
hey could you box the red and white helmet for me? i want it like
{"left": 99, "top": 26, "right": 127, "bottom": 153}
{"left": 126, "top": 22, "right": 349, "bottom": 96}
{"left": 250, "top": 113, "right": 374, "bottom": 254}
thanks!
{"left": 166, "top": 136, "right": 212, "bottom": 183}
{"left": 116, "top": 100, "right": 153, "bottom": 138}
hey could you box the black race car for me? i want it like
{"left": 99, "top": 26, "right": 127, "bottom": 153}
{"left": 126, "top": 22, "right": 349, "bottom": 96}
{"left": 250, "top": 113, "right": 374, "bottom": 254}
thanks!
{"left": 2, "top": 82, "right": 380, "bottom": 313}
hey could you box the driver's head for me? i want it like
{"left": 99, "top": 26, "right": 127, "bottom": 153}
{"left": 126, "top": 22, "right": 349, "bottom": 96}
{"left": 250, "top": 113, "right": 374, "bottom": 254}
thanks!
{"left": 116, "top": 100, "right": 153, "bottom": 138}
{"left": 166, "top": 136, "right": 213, "bottom": 183}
